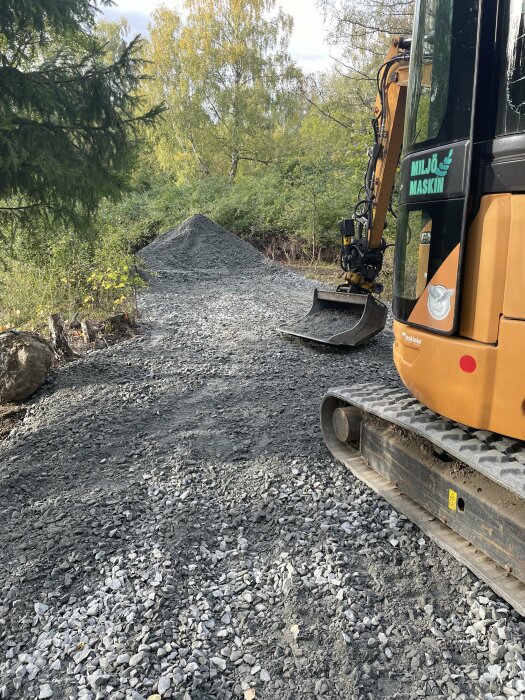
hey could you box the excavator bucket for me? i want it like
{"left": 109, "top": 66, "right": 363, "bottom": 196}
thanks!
{"left": 279, "top": 288, "right": 388, "bottom": 347}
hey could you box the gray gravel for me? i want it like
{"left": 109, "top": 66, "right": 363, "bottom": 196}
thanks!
{"left": 281, "top": 308, "right": 363, "bottom": 341}
{"left": 1, "top": 214, "right": 525, "bottom": 700}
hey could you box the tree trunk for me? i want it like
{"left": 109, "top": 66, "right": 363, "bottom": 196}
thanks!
{"left": 229, "top": 151, "right": 239, "bottom": 181}
{"left": 188, "top": 130, "right": 210, "bottom": 176}
{"left": 310, "top": 193, "right": 317, "bottom": 265}
{"left": 229, "top": 64, "right": 242, "bottom": 182}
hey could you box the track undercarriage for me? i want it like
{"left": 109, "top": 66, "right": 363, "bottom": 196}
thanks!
{"left": 321, "top": 383, "right": 525, "bottom": 614}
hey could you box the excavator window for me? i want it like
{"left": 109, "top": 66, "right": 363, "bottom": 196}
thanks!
{"left": 497, "top": 0, "right": 525, "bottom": 134}
{"left": 404, "top": 0, "right": 478, "bottom": 153}
{"left": 393, "top": 199, "right": 464, "bottom": 322}
{"left": 406, "top": 1, "right": 453, "bottom": 146}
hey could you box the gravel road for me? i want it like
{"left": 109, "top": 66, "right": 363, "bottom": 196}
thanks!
{"left": 1, "top": 215, "right": 525, "bottom": 700}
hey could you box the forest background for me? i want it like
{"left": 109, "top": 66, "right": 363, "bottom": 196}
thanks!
{"left": 0, "top": 0, "right": 414, "bottom": 329}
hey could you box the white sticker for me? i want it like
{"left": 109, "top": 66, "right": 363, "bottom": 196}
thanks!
{"left": 427, "top": 284, "right": 455, "bottom": 321}
{"left": 401, "top": 331, "right": 422, "bottom": 346}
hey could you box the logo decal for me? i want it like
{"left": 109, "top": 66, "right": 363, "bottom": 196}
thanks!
{"left": 409, "top": 148, "right": 454, "bottom": 196}
{"left": 427, "top": 284, "right": 454, "bottom": 321}
{"left": 401, "top": 331, "right": 422, "bottom": 346}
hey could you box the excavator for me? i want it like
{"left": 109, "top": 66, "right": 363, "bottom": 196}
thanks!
{"left": 281, "top": 0, "right": 525, "bottom": 614}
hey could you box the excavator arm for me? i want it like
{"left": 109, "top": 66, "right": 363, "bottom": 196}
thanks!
{"left": 340, "top": 37, "right": 410, "bottom": 293}
{"left": 279, "top": 38, "right": 410, "bottom": 346}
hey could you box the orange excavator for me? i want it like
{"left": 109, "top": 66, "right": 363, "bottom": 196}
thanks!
{"left": 282, "top": 0, "right": 525, "bottom": 613}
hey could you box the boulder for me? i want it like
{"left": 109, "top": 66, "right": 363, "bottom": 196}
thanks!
{"left": 0, "top": 331, "right": 54, "bottom": 403}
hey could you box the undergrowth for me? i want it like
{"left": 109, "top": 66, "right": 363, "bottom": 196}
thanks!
{"left": 0, "top": 217, "right": 144, "bottom": 331}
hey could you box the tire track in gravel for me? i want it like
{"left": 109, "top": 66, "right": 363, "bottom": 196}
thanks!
{"left": 1, "top": 215, "right": 525, "bottom": 700}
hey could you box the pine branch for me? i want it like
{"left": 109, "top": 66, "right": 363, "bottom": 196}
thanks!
{"left": 0, "top": 202, "right": 45, "bottom": 211}
{"left": 0, "top": 3, "right": 164, "bottom": 229}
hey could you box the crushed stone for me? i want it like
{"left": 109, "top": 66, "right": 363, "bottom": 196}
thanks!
{"left": 140, "top": 214, "right": 269, "bottom": 272}
{"left": 282, "top": 308, "right": 363, "bottom": 341}
{"left": 0, "top": 215, "right": 524, "bottom": 700}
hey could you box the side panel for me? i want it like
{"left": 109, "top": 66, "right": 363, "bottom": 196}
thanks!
{"left": 460, "top": 194, "right": 512, "bottom": 343}
{"left": 503, "top": 196, "right": 525, "bottom": 320}
{"left": 492, "top": 320, "right": 525, "bottom": 436}
{"left": 406, "top": 244, "right": 459, "bottom": 333}
{"left": 393, "top": 321, "right": 498, "bottom": 429}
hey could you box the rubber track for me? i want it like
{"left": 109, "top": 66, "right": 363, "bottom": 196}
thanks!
{"left": 324, "top": 383, "right": 525, "bottom": 498}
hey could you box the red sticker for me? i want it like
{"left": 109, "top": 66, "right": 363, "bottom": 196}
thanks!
{"left": 459, "top": 355, "right": 477, "bottom": 373}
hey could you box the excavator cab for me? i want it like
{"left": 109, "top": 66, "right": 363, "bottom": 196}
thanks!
{"left": 390, "top": 0, "right": 525, "bottom": 439}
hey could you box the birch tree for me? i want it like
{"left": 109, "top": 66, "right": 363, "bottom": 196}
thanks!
{"left": 146, "top": 0, "right": 297, "bottom": 182}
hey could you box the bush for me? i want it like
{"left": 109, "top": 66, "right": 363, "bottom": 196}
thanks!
{"left": 0, "top": 220, "right": 143, "bottom": 330}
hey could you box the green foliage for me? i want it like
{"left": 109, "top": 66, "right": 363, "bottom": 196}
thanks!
{"left": 124, "top": 45, "right": 376, "bottom": 260}
{"left": 96, "top": 17, "right": 131, "bottom": 65}
{"left": 106, "top": 103, "right": 371, "bottom": 262}
{"left": 0, "top": 2, "right": 164, "bottom": 328}
{"left": 319, "top": 0, "right": 414, "bottom": 69}
{"left": 144, "top": 0, "right": 297, "bottom": 182}
{"left": 0, "top": 0, "right": 408, "bottom": 331}
{"left": 0, "top": 217, "right": 143, "bottom": 329}
{"left": 130, "top": 0, "right": 389, "bottom": 263}
{"left": 0, "top": 0, "right": 164, "bottom": 231}
{"left": 0, "top": 0, "right": 109, "bottom": 43}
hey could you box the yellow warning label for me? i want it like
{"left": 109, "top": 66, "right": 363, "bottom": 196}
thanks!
{"left": 343, "top": 237, "right": 352, "bottom": 245}
{"left": 448, "top": 489, "right": 458, "bottom": 511}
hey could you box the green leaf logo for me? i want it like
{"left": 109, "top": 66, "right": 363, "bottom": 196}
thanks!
{"left": 435, "top": 148, "right": 453, "bottom": 178}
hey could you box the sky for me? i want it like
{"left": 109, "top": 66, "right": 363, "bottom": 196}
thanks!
{"left": 102, "top": 0, "right": 333, "bottom": 73}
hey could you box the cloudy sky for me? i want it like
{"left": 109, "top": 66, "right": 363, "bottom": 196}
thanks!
{"left": 102, "top": 0, "right": 333, "bottom": 73}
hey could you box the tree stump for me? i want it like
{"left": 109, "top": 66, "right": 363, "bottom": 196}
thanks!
{"left": 81, "top": 319, "right": 96, "bottom": 344}
{"left": 106, "top": 313, "right": 133, "bottom": 334}
{"left": 48, "top": 314, "right": 77, "bottom": 359}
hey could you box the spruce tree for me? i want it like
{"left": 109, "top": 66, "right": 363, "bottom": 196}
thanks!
{"left": 0, "top": 0, "right": 164, "bottom": 228}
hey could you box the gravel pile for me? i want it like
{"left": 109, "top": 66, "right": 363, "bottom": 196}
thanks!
{"left": 1, "top": 214, "right": 525, "bottom": 700}
{"left": 140, "top": 215, "right": 268, "bottom": 272}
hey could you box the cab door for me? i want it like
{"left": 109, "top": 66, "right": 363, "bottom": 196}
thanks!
{"left": 392, "top": 0, "right": 482, "bottom": 334}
